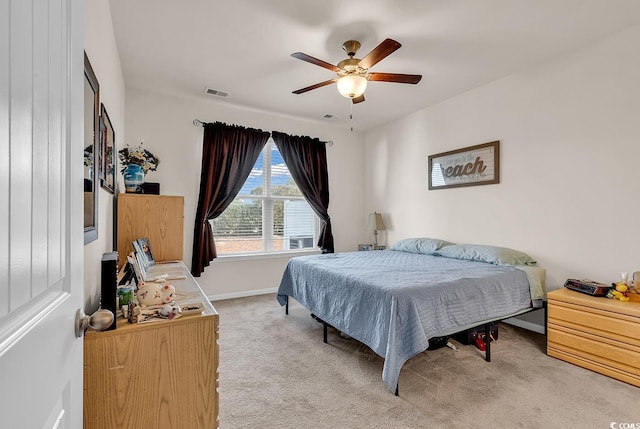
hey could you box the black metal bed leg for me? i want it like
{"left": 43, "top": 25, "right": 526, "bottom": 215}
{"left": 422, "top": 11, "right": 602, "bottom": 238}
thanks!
{"left": 395, "top": 384, "right": 399, "bottom": 396}
{"left": 285, "top": 295, "right": 289, "bottom": 315}
{"left": 484, "top": 323, "right": 491, "bottom": 362}
{"left": 323, "top": 321, "right": 328, "bottom": 343}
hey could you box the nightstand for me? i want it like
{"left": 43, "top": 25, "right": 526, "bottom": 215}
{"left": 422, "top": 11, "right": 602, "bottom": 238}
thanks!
{"left": 358, "top": 244, "right": 386, "bottom": 251}
{"left": 547, "top": 288, "right": 640, "bottom": 387}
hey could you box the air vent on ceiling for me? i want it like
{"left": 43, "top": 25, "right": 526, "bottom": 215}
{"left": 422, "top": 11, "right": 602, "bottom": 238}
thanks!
{"left": 204, "top": 88, "right": 228, "bottom": 97}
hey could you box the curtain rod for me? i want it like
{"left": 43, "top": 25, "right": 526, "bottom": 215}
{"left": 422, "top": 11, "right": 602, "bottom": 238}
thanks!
{"left": 192, "top": 119, "right": 333, "bottom": 146}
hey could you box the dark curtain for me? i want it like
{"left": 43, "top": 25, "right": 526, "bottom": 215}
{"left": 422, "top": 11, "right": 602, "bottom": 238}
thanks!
{"left": 272, "top": 131, "right": 334, "bottom": 253}
{"left": 191, "top": 122, "right": 270, "bottom": 276}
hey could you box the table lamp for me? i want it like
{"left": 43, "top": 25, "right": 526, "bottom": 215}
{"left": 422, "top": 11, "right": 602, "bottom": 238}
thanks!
{"left": 366, "top": 212, "right": 385, "bottom": 246}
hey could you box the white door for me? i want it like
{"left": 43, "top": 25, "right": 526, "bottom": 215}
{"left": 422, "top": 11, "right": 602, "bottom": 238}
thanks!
{"left": 0, "top": 0, "right": 84, "bottom": 428}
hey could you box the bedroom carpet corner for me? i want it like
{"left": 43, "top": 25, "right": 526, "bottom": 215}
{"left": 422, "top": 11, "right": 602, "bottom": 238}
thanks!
{"left": 214, "top": 294, "right": 638, "bottom": 429}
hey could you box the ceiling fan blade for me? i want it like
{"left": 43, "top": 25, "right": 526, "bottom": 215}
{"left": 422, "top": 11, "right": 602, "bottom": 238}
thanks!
{"left": 291, "top": 52, "right": 341, "bottom": 72}
{"left": 358, "top": 39, "right": 401, "bottom": 70}
{"left": 368, "top": 72, "right": 422, "bottom": 84}
{"left": 292, "top": 78, "right": 339, "bottom": 95}
{"left": 352, "top": 94, "right": 365, "bottom": 104}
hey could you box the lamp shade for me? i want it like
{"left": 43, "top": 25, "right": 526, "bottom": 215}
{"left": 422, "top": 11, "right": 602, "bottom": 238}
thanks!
{"left": 337, "top": 75, "right": 368, "bottom": 99}
{"left": 366, "top": 212, "right": 385, "bottom": 231}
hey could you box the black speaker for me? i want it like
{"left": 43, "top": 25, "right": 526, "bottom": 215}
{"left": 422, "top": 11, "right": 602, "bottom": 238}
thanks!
{"left": 101, "top": 251, "right": 119, "bottom": 330}
{"left": 141, "top": 182, "right": 160, "bottom": 195}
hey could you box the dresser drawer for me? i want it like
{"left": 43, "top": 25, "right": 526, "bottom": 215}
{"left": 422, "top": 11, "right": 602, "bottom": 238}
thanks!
{"left": 548, "top": 324, "right": 640, "bottom": 372}
{"left": 547, "top": 347, "right": 640, "bottom": 388}
{"left": 548, "top": 300, "right": 640, "bottom": 346}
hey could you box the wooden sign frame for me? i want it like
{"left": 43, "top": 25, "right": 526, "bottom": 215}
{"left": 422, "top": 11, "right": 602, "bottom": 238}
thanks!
{"left": 428, "top": 141, "right": 500, "bottom": 190}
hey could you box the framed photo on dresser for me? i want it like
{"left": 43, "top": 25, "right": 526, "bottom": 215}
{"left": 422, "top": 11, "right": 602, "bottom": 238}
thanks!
{"left": 138, "top": 237, "right": 155, "bottom": 266}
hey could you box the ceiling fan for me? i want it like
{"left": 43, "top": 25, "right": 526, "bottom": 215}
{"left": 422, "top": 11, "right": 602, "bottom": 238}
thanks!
{"left": 291, "top": 38, "right": 422, "bottom": 104}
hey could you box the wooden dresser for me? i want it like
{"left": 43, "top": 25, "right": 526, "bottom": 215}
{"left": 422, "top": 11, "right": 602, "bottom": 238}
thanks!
{"left": 547, "top": 288, "right": 640, "bottom": 387}
{"left": 117, "top": 194, "right": 184, "bottom": 268}
{"left": 84, "top": 263, "right": 219, "bottom": 428}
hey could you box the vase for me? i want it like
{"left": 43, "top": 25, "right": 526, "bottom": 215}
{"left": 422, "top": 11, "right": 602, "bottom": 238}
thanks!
{"left": 123, "top": 164, "right": 145, "bottom": 193}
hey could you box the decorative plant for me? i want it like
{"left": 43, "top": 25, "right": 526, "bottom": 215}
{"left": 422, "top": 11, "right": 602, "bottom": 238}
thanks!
{"left": 118, "top": 141, "right": 160, "bottom": 174}
{"left": 84, "top": 145, "right": 93, "bottom": 166}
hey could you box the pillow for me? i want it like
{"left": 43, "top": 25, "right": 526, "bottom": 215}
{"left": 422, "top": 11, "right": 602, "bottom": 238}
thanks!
{"left": 389, "top": 237, "right": 455, "bottom": 255}
{"left": 434, "top": 243, "right": 537, "bottom": 266}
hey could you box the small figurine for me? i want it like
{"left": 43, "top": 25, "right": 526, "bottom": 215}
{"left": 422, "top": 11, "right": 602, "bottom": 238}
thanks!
{"left": 159, "top": 304, "right": 180, "bottom": 320}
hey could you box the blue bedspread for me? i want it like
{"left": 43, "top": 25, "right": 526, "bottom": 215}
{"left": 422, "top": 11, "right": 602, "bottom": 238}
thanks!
{"left": 276, "top": 250, "right": 534, "bottom": 392}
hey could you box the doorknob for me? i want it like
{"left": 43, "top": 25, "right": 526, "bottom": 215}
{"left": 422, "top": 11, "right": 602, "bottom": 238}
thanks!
{"left": 75, "top": 308, "right": 114, "bottom": 338}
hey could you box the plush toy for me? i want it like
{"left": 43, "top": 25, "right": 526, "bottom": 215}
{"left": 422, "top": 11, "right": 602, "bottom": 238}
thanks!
{"left": 606, "top": 282, "right": 630, "bottom": 302}
{"left": 136, "top": 282, "right": 176, "bottom": 306}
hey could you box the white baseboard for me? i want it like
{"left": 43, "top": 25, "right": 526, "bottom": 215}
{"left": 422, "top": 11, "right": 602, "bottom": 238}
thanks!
{"left": 208, "top": 287, "right": 278, "bottom": 302}
{"left": 503, "top": 318, "right": 545, "bottom": 334}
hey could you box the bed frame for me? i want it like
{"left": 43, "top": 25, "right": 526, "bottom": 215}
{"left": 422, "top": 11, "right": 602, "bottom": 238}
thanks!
{"left": 283, "top": 296, "right": 543, "bottom": 396}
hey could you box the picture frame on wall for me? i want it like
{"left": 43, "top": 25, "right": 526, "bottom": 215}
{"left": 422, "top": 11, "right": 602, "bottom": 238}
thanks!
{"left": 99, "top": 103, "right": 115, "bottom": 194}
{"left": 428, "top": 141, "right": 500, "bottom": 190}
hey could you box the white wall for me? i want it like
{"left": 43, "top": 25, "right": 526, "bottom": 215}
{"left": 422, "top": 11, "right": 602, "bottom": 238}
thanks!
{"left": 124, "top": 88, "right": 365, "bottom": 298}
{"left": 365, "top": 26, "right": 640, "bottom": 301}
{"left": 84, "top": 10, "right": 639, "bottom": 324}
{"left": 83, "top": 0, "right": 125, "bottom": 311}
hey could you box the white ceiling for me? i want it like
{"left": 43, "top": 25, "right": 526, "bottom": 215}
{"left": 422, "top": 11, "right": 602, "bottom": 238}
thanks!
{"left": 108, "top": 0, "right": 640, "bottom": 131}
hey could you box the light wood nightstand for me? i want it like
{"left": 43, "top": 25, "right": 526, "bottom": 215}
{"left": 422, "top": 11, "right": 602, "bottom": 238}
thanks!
{"left": 547, "top": 288, "right": 640, "bottom": 387}
{"left": 358, "top": 244, "right": 387, "bottom": 251}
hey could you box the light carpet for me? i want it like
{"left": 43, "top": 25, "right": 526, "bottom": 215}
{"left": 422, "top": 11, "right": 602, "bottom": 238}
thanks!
{"left": 214, "top": 294, "right": 639, "bottom": 429}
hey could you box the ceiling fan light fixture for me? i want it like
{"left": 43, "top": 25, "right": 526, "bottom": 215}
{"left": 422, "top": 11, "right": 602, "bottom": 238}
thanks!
{"left": 337, "top": 75, "right": 367, "bottom": 99}
{"left": 291, "top": 38, "right": 421, "bottom": 103}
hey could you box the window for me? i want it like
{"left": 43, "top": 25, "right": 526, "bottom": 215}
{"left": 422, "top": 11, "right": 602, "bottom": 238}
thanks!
{"left": 430, "top": 162, "right": 446, "bottom": 187}
{"left": 212, "top": 139, "right": 319, "bottom": 255}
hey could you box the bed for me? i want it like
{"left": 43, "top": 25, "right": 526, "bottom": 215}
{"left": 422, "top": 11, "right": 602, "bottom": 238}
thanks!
{"left": 276, "top": 238, "right": 545, "bottom": 393}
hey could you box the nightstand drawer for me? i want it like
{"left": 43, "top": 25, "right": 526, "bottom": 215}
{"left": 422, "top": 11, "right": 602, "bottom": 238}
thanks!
{"left": 548, "top": 325, "right": 640, "bottom": 372}
{"left": 548, "top": 300, "right": 640, "bottom": 346}
{"left": 547, "top": 347, "right": 640, "bottom": 387}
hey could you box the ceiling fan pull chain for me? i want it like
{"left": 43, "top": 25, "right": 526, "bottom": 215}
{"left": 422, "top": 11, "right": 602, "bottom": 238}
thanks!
{"left": 350, "top": 101, "right": 354, "bottom": 132}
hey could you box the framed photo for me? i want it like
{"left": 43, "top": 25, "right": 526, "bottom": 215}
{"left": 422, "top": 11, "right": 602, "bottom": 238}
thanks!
{"left": 428, "top": 141, "right": 500, "bottom": 190}
{"left": 132, "top": 240, "right": 148, "bottom": 270}
{"left": 99, "top": 103, "right": 115, "bottom": 193}
{"left": 127, "top": 254, "right": 143, "bottom": 285}
{"left": 135, "top": 237, "right": 156, "bottom": 267}
{"left": 134, "top": 251, "right": 148, "bottom": 281}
